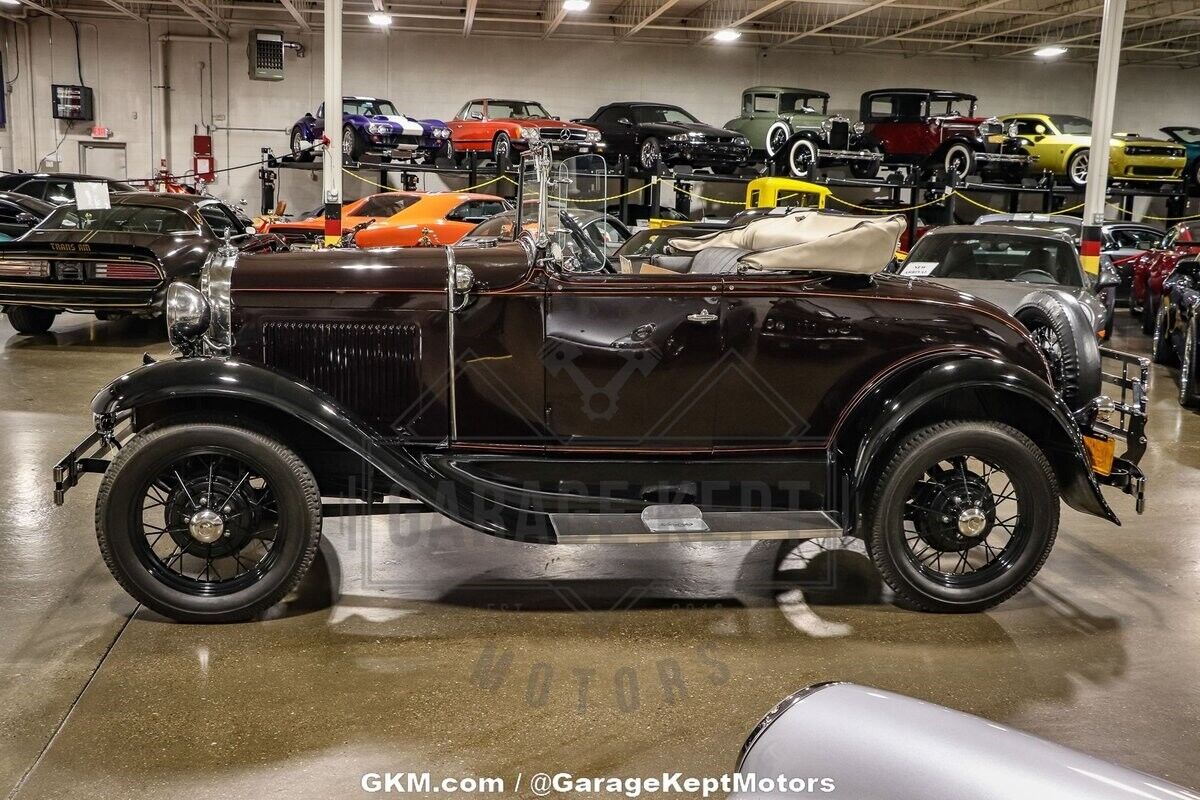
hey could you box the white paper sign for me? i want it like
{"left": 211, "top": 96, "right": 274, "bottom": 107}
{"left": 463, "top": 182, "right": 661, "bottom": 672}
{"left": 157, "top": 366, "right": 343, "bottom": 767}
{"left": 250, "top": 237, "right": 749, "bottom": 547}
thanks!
{"left": 900, "top": 261, "right": 939, "bottom": 277}
{"left": 75, "top": 181, "right": 111, "bottom": 211}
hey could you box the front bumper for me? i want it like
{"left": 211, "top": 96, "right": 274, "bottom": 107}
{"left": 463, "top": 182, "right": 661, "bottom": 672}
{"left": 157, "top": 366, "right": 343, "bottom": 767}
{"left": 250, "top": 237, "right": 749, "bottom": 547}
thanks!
{"left": 1110, "top": 153, "right": 1186, "bottom": 181}
{"left": 818, "top": 148, "right": 883, "bottom": 162}
{"left": 662, "top": 142, "right": 752, "bottom": 167}
{"left": 0, "top": 281, "right": 163, "bottom": 311}
{"left": 1087, "top": 347, "right": 1149, "bottom": 513}
{"left": 53, "top": 413, "right": 128, "bottom": 505}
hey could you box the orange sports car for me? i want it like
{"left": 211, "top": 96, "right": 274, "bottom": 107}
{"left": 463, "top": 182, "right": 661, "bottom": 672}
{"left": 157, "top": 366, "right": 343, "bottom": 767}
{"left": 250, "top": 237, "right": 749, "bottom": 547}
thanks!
{"left": 263, "top": 191, "right": 511, "bottom": 248}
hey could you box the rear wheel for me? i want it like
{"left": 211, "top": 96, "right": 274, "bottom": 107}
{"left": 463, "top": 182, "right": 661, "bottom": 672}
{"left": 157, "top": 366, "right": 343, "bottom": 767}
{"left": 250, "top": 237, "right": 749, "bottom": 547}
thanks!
{"left": 940, "top": 143, "right": 974, "bottom": 179}
{"left": 1142, "top": 289, "right": 1158, "bottom": 335}
{"left": 866, "top": 421, "right": 1058, "bottom": 613}
{"left": 1015, "top": 294, "right": 1100, "bottom": 411}
{"left": 6, "top": 306, "right": 57, "bottom": 334}
{"left": 95, "top": 420, "right": 322, "bottom": 623}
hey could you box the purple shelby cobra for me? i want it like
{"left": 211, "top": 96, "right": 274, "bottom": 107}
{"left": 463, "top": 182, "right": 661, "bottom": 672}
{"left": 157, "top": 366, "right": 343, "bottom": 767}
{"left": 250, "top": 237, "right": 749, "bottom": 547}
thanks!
{"left": 289, "top": 95, "right": 450, "bottom": 164}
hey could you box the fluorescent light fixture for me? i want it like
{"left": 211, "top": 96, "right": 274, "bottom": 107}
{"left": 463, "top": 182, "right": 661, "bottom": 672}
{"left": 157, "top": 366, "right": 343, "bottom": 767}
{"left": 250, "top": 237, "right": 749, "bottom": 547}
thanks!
{"left": 367, "top": 11, "right": 392, "bottom": 26}
{"left": 1033, "top": 45, "right": 1068, "bottom": 58}
{"left": 0, "top": 0, "right": 20, "bottom": 6}
{"left": 563, "top": 0, "right": 590, "bottom": 10}
{"left": 713, "top": 28, "right": 741, "bottom": 42}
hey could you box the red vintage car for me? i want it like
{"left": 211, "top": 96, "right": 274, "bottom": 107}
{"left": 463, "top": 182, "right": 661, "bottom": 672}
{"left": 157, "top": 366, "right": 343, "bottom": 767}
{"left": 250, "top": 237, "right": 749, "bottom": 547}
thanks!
{"left": 1130, "top": 220, "right": 1200, "bottom": 333}
{"left": 445, "top": 98, "right": 602, "bottom": 165}
{"left": 858, "top": 88, "right": 1030, "bottom": 180}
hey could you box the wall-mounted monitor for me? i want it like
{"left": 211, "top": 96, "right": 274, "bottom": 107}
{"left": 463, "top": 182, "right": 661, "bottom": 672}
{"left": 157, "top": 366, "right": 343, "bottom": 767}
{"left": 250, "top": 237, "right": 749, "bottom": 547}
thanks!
{"left": 51, "top": 84, "right": 94, "bottom": 121}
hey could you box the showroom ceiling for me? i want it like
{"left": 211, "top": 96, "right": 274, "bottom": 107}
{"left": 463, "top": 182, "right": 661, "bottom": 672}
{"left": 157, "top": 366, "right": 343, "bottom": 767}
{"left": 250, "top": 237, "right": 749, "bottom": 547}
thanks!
{"left": 7, "top": 0, "right": 1200, "bottom": 67}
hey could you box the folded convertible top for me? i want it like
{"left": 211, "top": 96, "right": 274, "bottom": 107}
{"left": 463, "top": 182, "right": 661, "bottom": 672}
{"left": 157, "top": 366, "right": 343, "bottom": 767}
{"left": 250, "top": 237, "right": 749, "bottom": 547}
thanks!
{"left": 666, "top": 211, "right": 906, "bottom": 274}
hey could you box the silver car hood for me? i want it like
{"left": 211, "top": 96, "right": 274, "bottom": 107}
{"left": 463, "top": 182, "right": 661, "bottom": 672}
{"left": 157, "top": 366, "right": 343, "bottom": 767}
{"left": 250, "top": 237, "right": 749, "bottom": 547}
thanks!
{"left": 735, "top": 683, "right": 1198, "bottom": 800}
{"left": 922, "top": 277, "right": 1104, "bottom": 332}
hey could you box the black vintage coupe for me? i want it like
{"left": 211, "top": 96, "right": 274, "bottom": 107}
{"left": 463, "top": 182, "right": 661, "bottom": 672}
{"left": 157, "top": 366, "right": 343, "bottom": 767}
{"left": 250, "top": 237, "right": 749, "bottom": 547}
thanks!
{"left": 578, "top": 102, "right": 751, "bottom": 174}
{"left": 0, "top": 172, "right": 136, "bottom": 205}
{"left": 54, "top": 148, "right": 1147, "bottom": 623}
{"left": 0, "top": 192, "right": 284, "bottom": 334}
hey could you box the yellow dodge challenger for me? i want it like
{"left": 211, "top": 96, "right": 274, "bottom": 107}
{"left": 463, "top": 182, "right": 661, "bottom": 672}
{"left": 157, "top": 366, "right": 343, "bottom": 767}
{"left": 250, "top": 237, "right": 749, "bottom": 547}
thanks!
{"left": 999, "top": 113, "right": 1186, "bottom": 189}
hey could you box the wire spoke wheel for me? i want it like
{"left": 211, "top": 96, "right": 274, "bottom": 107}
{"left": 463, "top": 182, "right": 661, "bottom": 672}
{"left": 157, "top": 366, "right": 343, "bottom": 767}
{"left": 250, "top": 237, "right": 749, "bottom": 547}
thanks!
{"left": 1028, "top": 323, "right": 1066, "bottom": 393}
{"left": 900, "top": 455, "right": 1024, "bottom": 588}
{"left": 131, "top": 449, "right": 283, "bottom": 597}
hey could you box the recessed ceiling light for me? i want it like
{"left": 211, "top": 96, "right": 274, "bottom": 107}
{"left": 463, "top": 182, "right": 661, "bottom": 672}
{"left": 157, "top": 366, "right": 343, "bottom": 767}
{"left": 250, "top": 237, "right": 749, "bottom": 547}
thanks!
{"left": 367, "top": 11, "right": 392, "bottom": 26}
{"left": 563, "top": 0, "right": 590, "bottom": 11}
{"left": 713, "top": 28, "right": 741, "bottom": 42}
{"left": 1033, "top": 45, "right": 1068, "bottom": 58}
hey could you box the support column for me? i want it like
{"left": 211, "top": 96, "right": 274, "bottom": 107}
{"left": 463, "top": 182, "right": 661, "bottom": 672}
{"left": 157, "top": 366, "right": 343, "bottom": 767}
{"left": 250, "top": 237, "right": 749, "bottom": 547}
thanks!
{"left": 322, "top": 0, "right": 343, "bottom": 247}
{"left": 1080, "top": 0, "right": 1126, "bottom": 276}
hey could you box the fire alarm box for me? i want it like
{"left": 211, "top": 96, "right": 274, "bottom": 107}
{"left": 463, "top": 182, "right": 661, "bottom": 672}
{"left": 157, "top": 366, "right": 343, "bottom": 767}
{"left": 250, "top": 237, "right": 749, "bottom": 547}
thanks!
{"left": 248, "top": 30, "right": 285, "bottom": 81}
{"left": 193, "top": 134, "right": 215, "bottom": 183}
{"left": 51, "top": 84, "right": 95, "bottom": 121}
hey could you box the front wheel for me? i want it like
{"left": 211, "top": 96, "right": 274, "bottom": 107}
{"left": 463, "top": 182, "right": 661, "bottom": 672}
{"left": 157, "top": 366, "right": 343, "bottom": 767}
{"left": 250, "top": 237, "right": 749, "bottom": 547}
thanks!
{"left": 786, "top": 137, "right": 819, "bottom": 179}
{"left": 940, "top": 143, "right": 974, "bottom": 179}
{"left": 866, "top": 421, "right": 1059, "bottom": 613}
{"left": 639, "top": 137, "right": 661, "bottom": 172}
{"left": 765, "top": 121, "right": 791, "bottom": 157}
{"left": 1152, "top": 301, "right": 1178, "bottom": 366}
{"left": 849, "top": 145, "right": 882, "bottom": 179}
{"left": 342, "top": 125, "right": 364, "bottom": 163}
{"left": 6, "top": 306, "right": 57, "bottom": 334}
{"left": 1180, "top": 318, "right": 1199, "bottom": 408}
{"left": 491, "top": 132, "right": 512, "bottom": 166}
{"left": 95, "top": 420, "right": 322, "bottom": 623}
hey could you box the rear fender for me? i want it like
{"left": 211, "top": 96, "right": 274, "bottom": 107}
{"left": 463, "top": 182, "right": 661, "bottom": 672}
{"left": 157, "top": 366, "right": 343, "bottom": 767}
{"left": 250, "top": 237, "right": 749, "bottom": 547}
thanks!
{"left": 841, "top": 355, "right": 1117, "bottom": 526}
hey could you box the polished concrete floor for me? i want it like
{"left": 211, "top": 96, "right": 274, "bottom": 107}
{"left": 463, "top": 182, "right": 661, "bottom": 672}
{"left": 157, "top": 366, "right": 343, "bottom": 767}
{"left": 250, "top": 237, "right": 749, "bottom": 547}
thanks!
{"left": 2, "top": 310, "right": 1200, "bottom": 799}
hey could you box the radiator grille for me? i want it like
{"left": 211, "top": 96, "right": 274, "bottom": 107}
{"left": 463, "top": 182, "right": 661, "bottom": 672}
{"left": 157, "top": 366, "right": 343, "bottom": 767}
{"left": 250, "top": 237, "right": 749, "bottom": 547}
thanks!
{"left": 262, "top": 320, "right": 422, "bottom": 430}
{"left": 828, "top": 120, "right": 850, "bottom": 149}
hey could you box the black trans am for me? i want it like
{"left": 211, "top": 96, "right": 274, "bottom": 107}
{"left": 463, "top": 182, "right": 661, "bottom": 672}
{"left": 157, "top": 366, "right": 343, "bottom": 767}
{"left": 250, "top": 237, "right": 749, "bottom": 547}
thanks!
{"left": 0, "top": 192, "right": 284, "bottom": 334}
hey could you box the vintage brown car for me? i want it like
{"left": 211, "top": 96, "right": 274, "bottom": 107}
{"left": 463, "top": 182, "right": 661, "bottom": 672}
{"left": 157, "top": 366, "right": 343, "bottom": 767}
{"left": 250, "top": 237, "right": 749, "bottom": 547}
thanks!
{"left": 54, "top": 149, "right": 1147, "bottom": 623}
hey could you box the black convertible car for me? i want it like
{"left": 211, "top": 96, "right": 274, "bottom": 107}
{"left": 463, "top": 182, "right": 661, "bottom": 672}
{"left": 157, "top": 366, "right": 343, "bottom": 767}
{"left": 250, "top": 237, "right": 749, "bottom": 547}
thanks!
{"left": 1151, "top": 257, "right": 1200, "bottom": 407}
{"left": 578, "top": 102, "right": 751, "bottom": 174}
{"left": 0, "top": 192, "right": 284, "bottom": 334}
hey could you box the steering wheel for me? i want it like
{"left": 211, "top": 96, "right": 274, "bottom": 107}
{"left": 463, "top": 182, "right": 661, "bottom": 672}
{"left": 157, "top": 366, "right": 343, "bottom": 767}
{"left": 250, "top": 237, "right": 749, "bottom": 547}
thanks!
{"left": 1011, "top": 269, "right": 1057, "bottom": 283}
{"left": 557, "top": 209, "right": 609, "bottom": 272}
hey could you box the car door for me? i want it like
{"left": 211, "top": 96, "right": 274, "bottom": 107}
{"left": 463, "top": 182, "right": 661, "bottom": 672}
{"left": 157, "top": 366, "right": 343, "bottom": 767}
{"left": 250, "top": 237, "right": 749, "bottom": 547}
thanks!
{"left": 543, "top": 269, "right": 723, "bottom": 450}
{"left": 597, "top": 106, "right": 637, "bottom": 160}
{"left": 0, "top": 200, "right": 31, "bottom": 240}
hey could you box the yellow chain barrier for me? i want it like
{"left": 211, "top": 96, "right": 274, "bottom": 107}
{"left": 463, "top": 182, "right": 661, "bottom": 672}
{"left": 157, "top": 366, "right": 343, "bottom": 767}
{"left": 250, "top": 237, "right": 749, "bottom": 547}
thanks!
{"left": 342, "top": 167, "right": 509, "bottom": 194}
{"left": 664, "top": 179, "right": 746, "bottom": 206}
{"left": 827, "top": 191, "right": 953, "bottom": 213}
{"left": 1105, "top": 201, "right": 1200, "bottom": 222}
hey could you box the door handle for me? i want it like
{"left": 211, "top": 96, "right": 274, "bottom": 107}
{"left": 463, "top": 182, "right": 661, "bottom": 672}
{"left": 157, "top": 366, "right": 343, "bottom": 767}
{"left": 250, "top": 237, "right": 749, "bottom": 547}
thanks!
{"left": 687, "top": 310, "right": 719, "bottom": 324}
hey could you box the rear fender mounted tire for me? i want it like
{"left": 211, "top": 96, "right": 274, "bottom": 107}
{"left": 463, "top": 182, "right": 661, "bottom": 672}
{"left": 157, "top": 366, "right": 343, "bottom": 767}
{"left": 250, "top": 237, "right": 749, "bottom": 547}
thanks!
{"left": 1015, "top": 292, "right": 1101, "bottom": 411}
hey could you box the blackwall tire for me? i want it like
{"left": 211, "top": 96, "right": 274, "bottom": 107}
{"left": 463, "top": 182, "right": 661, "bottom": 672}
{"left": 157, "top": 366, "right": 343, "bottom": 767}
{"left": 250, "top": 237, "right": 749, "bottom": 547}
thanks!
{"left": 95, "top": 421, "right": 322, "bottom": 623}
{"left": 849, "top": 146, "right": 882, "bottom": 179}
{"left": 1066, "top": 148, "right": 1090, "bottom": 190}
{"left": 1181, "top": 318, "right": 1199, "bottom": 408}
{"left": 290, "top": 128, "right": 314, "bottom": 162}
{"left": 1143, "top": 290, "right": 1158, "bottom": 335}
{"left": 1152, "top": 302, "right": 1178, "bottom": 366}
{"left": 6, "top": 306, "right": 57, "bottom": 334}
{"left": 866, "top": 421, "right": 1059, "bottom": 614}
{"left": 639, "top": 137, "right": 661, "bottom": 172}
{"left": 492, "top": 133, "right": 512, "bottom": 166}
{"left": 1015, "top": 293, "right": 1101, "bottom": 411}
{"left": 342, "top": 125, "right": 363, "bottom": 163}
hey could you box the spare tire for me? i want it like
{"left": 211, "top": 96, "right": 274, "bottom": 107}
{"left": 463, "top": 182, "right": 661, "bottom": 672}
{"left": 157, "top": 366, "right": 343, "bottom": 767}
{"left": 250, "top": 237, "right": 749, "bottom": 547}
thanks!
{"left": 1015, "top": 292, "right": 1101, "bottom": 411}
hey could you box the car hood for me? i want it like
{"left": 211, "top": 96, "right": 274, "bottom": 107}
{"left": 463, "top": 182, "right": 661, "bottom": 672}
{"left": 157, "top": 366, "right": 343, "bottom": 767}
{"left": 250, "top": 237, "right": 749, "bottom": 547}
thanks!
{"left": 639, "top": 120, "right": 739, "bottom": 138}
{"left": 920, "top": 277, "right": 1105, "bottom": 331}
{"left": 495, "top": 118, "right": 592, "bottom": 131}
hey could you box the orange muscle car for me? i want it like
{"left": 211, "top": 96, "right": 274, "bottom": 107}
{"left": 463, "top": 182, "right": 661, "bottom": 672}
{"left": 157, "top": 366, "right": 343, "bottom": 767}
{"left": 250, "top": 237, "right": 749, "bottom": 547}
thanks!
{"left": 263, "top": 191, "right": 511, "bottom": 248}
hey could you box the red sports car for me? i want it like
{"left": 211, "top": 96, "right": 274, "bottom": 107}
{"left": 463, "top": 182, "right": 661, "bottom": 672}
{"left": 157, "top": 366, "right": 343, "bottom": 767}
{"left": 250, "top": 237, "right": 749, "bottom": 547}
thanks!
{"left": 1130, "top": 220, "right": 1200, "bottom": 334}
{"left": 445, "top": 98, "right": 602, "bottom": 165}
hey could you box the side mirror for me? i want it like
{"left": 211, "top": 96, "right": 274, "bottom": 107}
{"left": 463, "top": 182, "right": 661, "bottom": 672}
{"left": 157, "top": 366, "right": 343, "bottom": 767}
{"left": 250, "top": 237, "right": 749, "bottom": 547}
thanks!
{"left": 15, "top": 212, "right": 37, "bottom": 225}
{"left": 617, "top": 117, "right": 633, "bottom": 127}
{"left": 469, "top": 112, "right": 484, "bottom": 121}
{"left": 1096, "top": 266, "right": 1121, "bottom": 292}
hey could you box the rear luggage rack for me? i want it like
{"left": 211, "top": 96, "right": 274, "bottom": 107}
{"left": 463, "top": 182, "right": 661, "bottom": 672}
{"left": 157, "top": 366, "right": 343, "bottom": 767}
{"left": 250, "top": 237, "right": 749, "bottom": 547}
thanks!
{"left": 1092, "top": 347, "right": 1149, "bottom": 512}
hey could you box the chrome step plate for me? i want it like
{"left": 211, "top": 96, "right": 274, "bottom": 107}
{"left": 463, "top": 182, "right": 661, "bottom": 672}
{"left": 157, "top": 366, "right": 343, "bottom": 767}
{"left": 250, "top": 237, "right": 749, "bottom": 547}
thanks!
{"left": 550, "top": 507, "right": 842, "bottom": 544}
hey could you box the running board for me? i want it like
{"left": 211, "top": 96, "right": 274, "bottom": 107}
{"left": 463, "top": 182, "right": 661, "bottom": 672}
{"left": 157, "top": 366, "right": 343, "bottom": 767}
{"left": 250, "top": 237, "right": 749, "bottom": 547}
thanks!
{"left": 550, "top": 505, "right": 843, "bottom": 544}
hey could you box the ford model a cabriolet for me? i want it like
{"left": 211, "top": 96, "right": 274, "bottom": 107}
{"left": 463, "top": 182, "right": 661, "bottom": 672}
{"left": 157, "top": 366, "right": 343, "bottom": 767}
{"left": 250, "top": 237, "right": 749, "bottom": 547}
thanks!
{"left": 54, "top": 149, "right": 1148, "bottom": 623}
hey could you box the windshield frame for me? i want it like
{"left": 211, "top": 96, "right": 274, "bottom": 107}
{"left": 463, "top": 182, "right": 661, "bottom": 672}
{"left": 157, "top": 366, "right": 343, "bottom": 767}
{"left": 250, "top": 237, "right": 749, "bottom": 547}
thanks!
{"left": 37, "top": 202, "right": 202, "bottom": 235}
{"left": 343, "top": 98, "right": 401, "bottom": 118}
{"left": 903, "top": 230, "right": 1086, "bottom": 288}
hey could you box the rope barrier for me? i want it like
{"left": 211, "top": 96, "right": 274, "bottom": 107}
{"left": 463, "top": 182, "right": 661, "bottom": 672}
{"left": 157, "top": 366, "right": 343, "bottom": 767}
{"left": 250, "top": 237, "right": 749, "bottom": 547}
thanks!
{"left": 828, "top": 190, "right": 952, "bottom": 213}
{"left": 342, "top": 167, "right": 509, "bottom": 194}
{"left": 1105, "top": 202, "right": 1200, "bottom": 222}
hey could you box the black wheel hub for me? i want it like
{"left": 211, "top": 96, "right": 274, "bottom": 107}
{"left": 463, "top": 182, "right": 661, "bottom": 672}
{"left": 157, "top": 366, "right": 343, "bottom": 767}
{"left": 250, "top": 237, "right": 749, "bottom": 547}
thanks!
{"left": 912, "top": 467, "right": 997, "bottom": 552}
{"left": 163, "top": 472, "right": 265, "bottom": 559}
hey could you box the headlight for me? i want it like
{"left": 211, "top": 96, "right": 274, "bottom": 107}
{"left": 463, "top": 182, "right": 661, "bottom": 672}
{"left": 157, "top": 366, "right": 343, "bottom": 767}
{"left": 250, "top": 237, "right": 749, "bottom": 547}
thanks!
{"left": 165, "top": 282, "right": 210, "bottom": 348}
{"left": 1008, "top": 123, "right": 1020, "bottom": 138}
{"left": 367, "top": 123, "right": 390, "bottom": 135}
{"left": 201, "top": 248, "right": 237, "bottom": 352}
{"left": 438, "top": 128, "right": 450, "bottom": 139}
{"left": 853, "top": 121, "right": 865, "bottom": 135}
{"left": 585, "top": 129, "right": 601, "bottom": 143}
{"left": 735, "top": 136, "right": 749, "bottom": 146}
{"left": 517, "top": 126, "right": 540, "bottom": 141}
{"left": 820, "top": 119, "right": 832, "bottom": 134}
{"left": 669, "top": 133, "right": 688, "bottom": 142}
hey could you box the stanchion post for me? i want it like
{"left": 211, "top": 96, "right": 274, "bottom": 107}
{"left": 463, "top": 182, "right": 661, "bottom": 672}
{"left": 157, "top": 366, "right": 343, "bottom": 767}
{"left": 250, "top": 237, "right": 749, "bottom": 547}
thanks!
{"left": 321, "top": 0, "right": 343, "bottom": 248}
{"left": 650, "top": 162, "right": 663, "bottom": 220}
{"left": 618, "top": 155, "right": 630, "bottom": 225}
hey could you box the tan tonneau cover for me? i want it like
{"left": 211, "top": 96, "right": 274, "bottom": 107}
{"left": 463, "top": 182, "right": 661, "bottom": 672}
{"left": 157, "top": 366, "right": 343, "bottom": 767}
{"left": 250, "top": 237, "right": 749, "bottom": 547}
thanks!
{"left": 667, "top": 211, "right": 906, "bottom": 274}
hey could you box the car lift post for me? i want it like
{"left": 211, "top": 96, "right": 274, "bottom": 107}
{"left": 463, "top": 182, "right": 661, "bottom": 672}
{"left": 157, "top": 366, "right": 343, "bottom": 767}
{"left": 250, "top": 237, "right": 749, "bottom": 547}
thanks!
{"left": 1081, "top": 0, "right": 1127, "bottom": 276}
{"left": 322, "top": 0, "right": 343, "bottom": 248}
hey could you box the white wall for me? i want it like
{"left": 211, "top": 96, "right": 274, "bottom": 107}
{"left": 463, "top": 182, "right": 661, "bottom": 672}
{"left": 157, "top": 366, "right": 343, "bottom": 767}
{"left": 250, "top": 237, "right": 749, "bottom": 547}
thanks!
{"left": 2, "top": 16, "right": 1195, "bottom": 213}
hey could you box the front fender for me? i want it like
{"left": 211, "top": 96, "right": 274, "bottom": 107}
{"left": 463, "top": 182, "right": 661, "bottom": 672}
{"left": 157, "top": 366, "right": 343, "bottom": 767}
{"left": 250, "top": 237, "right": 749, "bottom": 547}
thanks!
{"left": 849, "top": 355, "right": 1118, "bottom": 525}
